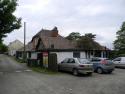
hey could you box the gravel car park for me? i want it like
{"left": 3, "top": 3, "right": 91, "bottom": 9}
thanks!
{"left": 1, "top": 55, "right": 125, "bottom": 94}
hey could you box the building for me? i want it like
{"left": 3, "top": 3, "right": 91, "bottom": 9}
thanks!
{"left": 8, "top": 40, "right": 23, "bottom": 56}
{"left": 24, "top": 27, "right": 110, "bottom": 63}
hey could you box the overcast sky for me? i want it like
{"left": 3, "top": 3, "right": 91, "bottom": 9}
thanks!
{"left": 3, "top": 0, "right": 125, "bottom": 49}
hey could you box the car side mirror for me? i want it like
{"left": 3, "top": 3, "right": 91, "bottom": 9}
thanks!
{"left": 61, "top": 61, "right": 63, "bottom": 63}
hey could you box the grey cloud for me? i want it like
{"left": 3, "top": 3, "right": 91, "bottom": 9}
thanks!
{"left": 3, "top": 0, "right": 125, "bottom": 49}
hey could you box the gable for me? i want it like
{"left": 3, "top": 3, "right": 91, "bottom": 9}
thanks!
{"left": 36, "top": 38, "right": 45, "bottom": 50}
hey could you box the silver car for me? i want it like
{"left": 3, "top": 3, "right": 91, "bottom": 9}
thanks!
{"left": 113, "top": 57, "right": 125, "bottom": 68}
{"left": 58, "top": 58, "right": 93, "bottom": 76}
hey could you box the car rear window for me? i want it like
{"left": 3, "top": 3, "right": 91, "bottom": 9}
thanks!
{"left": 91, "top": 58, "right": 101, "bottom": 62}
{"left": 100, "top": 59, "right": 113, "bottom": 64}
{"left": 78, "top": 58, "right": 90, "bottom": 64}
{"left": 105, "top": 59, "right": 113, "bottom": 63}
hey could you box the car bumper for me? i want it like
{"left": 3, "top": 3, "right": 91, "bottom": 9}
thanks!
{"left": 78, "top": 69, "right": 93, "bottom": 74}
{"left": 103, "top": 66, "right": 115, "bottom": 72}
{"left": 115, "top": 64, "right": 125, "bottom": 68}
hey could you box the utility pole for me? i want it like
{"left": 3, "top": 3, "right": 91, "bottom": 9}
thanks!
{"left": 24, "top": 22, "right": 26, "bottom": 62}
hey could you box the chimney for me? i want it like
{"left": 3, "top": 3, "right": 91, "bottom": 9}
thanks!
{"left": 51, "top": 26, "right": 58, "bottom": 37}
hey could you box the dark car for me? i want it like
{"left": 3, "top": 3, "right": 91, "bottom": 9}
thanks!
{"left": 89, "top": 57, "right": 115, "bottom": 74}
{"left": 58, "top": 58, "right": 93, "bottom": 76}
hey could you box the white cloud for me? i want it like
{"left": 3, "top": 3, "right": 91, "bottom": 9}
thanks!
{"left": 76, "top": 5, "right": 108, "bottom": 16}
{"left": 20, "top": 0, "right": 50, "bottom": 12}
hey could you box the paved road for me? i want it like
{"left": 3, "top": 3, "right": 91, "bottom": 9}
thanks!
{"left": 0, "top": 54, "right": 125, "bottom": 94}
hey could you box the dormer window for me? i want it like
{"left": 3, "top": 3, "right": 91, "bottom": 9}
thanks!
{"left": 51, "top": 44, "right": 54, "bottom": 49}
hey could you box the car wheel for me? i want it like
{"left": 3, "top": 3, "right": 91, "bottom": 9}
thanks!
{"left": 73, "top": 69, "right": 79, "bottom": 76}
{"left": 97, "top": 68, "right": 103, "bottom": 74}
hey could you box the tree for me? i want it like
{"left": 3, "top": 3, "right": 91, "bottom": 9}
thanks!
{"left": 77, "top": 36, "right": 93, "bottom": 49}
{"left": 66, "top": 32, "right": 102, "bottom": 50}
{"left": 65, "top": 32, "right": 81, "bottom": 41}
{"left": 114, "top": 22, "right": 125, "bottom": 54}
{"left": 77, "top": 35, "right": 102, "bottom": 50}
{"left": 85, "top": 33, "right": 96, "bottom": 40}
{"left": 0, "top": 0, "right": 21, "bottom": 43}
{"left": 0, "top": 43, "right": 8, "bottom": 52}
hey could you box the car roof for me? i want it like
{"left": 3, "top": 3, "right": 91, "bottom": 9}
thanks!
{"left": 120, "top": 57, "right": 125, "bottom": 58}
{"left": 91, "top": 57, "right": 108, "bottom": 59}
{"left": 64, "top": 58, "right": 89, "bottom": 61}
{"left": 118, "top": 57, "right": 125, "bottom": 60}
{"left": 66, "top": 58, "right": 88, "bottom": 59}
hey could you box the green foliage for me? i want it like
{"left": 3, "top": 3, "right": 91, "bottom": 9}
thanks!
{"left": 77, "top": 36, "right": 102, "bottom": 50}
{"left": 0, "top": 43, "right": 8, "bottom": 52}
{"left": 85, "top": 33, "right": 96, "bottom": 39}
{"left": 114, "top": 22, "right": 125, "bottom": 54}
{"left": 65, "top": 32, "right": 81, "bottom": 41}
{"left": 109, "top": 50, "right": 125, "bottom": 59}
{"left": 0, "top": 0, "right": 21, "bottom": 42}
{"left": 66, "top": 32, "right": 102, "bottom": 50}
{"left": 31, "top": 67, "right": 60, "bottom": 75}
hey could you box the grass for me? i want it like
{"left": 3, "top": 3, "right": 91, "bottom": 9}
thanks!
{"left": 9, "top": 56, "right": 60, "bottom": 75}
{"left": 15, "top": 58, "right": 26, "bottom": 63}
{"left": 31, "top": 67, "right": 60, "bottom": 75}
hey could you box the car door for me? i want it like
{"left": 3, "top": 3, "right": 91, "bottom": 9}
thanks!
{"left": 119, "top": 58, "right": 125, "bottom": 67}
{"left": 59, "top": 58, "right": 69, "bottom": 71}
{"left": 66, "top": 58, "right": 76, "bottom": 72}
{"left": 90, "top": 58, "right": 100, "bottom": 70}
{"left": 113, "top": 57, "right": 121, "bottom": 67}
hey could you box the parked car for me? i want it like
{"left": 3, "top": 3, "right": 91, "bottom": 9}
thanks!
{"left": 58, "top": 58, "right": 93, "bottom": 76}
{"left": 89, "top": 57, "right": 115, "bottom": 74}
{"left": 112, "top": 57, "right": 125, "bottom": 68}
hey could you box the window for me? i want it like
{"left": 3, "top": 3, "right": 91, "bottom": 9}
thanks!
{"left": 68, "top": 58, "right": 75, "bottom": 63}
{"left": 28, "top": 52, "right": 31, "bottom": 58}
{"left": 73, "top": 52, "right": 80, "bottom": 58}
{"left": 78, "top": 58, "right": 90, "bottom": 64}
{"left": 114, "top": 58, "right": 121, "bottom": 61}
{"left": 62, "top": 58, "right": 69, "bottom": 63}
{"left": 51, "top": 44, "right": 54, "bottom": 48}
{"left": 91, "top": 58, "right": 101, "bottom": 62}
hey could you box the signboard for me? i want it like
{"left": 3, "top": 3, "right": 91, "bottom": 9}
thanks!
{"left": 43, "top": 52, "right": 48, "bottom": 68}
{"left": 43, "top": 52, "right": 48, "bottom": 57}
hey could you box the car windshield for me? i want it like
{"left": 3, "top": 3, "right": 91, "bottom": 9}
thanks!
{"left": 78, "top": 58, "right": 90, "bottom": 64}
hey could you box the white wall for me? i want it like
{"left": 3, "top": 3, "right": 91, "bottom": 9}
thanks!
{"left": 51, "top": 51, "right": 90, "bottom": 63}
{"left": 8, "top": 50, "right": 16, "bottom": 56}
{"left": 80, "top": 52, "right": 86, "bottom": 58}
{"left": 51, "top": 51, "right": 94, "bottom": 64}
{"left": 51, "top": 52, "right": 73, "bottom": 63}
